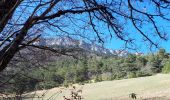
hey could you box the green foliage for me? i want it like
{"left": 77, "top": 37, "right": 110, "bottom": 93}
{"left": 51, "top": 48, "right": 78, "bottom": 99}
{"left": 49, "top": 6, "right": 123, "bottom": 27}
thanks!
{"left": 101, "top": 72, "right": 112, "bottom": 80}
{"left": 95, "top": 75, "right": 102, "bottom": 82}
{"left": 136, "top": 64, "right": 153, "bottom": 77}
{"left": 3, "top": 48, "right": 170, "bottom": 93}
{"left": 162, "top": 61, "right": 170, "bottom": 73}
{"left": 8, "top": 74, "right": 39, "bottom": 95}
{"left": 127, "top": 72, "right": 137, "bottom": 78}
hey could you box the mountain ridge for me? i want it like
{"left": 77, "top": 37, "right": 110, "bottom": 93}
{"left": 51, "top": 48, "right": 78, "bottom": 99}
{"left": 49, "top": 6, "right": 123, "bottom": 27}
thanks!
{"left": 33, "top": 37, "right": 143, "bottom": 56}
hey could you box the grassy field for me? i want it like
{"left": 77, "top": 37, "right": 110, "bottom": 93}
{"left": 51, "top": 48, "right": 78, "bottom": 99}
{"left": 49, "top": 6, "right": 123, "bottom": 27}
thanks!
{"left": 24, "top": 74, "right": 170, "bottom": 100}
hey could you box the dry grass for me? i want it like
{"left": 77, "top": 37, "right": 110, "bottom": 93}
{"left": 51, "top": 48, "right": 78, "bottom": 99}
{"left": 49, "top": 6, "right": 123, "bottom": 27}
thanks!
{"left": 22, "top": 74, "right": 170, "bottom": 100}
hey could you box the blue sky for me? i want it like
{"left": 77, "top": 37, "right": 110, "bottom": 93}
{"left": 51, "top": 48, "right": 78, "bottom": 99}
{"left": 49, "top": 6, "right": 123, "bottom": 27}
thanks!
{"left": 104, "top": 21, "right": 170, "bottom": 54}
{"left": 103, "top": 1, "right": 170, "bottom": 54}
{"left": 105, "top": 36, "right": 170, "bottom": 54}
{"left": 104, "top": 18, "right": 170, "bottom": 54}
{"left": 41, "top": 0, "right": 170, "bottom": 54}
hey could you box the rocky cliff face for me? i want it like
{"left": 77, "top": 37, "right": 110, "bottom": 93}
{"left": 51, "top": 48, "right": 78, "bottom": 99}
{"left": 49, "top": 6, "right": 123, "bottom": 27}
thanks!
{"left": 34, "top": 37, "right": 143, "bottom": 56}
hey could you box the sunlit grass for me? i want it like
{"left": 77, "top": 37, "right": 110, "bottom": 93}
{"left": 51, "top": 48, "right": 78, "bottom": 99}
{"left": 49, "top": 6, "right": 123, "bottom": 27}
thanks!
{"left": 24, "top": 74, "right": 170, "bottom": 100}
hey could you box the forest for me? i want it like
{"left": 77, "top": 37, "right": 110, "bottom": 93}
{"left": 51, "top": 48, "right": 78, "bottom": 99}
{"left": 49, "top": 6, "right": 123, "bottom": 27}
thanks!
{"left": 1, "top": 0, "right": 170, "bottom": 99}
{"left": 1, "top": 48, "right": 170, "bottom": 96}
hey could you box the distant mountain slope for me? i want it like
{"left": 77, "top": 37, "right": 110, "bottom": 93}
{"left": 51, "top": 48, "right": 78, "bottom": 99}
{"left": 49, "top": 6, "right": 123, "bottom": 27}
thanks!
{"left": 34, "top": 37, "right": 143, "bottom": 56}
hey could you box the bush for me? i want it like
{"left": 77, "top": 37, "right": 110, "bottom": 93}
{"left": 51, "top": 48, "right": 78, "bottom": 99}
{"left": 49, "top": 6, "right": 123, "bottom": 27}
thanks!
{"left": 135, "top": 65, "right": 153, "bottom": 77}
{"left": 101, "top": 72, "right": 112, "bottom": 81}
{"left": 136, "top": 71, "right": 152, "bottom": 77}
{"left": 162, "top": 61, "right": 170, "bottom": 73}
{"left": 95, "top": 75, "right": 102, "bottom": 82}
{"left": 41, "top": 81, "right": 57, "bottom": 89}
{"left": 127, "top": 72, "right": 136, "bottom": 78}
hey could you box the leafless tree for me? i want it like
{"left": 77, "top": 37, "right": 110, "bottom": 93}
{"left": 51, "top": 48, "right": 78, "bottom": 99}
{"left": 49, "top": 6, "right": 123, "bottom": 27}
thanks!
{"left": 0, "top": 0, "right": 170, "bottom": 72}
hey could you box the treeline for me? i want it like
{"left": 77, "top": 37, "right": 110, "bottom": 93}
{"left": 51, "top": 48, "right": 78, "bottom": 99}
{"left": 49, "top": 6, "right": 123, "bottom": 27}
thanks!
{"left": 33, "top": 49, "right": 170, "bottom": 88}
{"left": 2, "top": 49, "right": 170, "bottom": 95}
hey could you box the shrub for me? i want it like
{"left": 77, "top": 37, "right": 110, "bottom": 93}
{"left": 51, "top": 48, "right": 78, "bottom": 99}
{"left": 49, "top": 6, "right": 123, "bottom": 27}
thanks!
{"left": 95, "top": 75, "right": 102, "bottom": 82}
{"left": 136, "top": 71, "right": 152, "bottom": 77}
{"left": 101, "top": 72, "right": 112, "bottom": 81}
{"left": 135, "top": 65, "right": 153, "bottom": 77}
{"left": 42, "top": 81, "right": 57, "bottom": 89}
{"left": 162, "top": 61, "right": 170, "bottom": 73}
{"left": 127, "top": 72, "right": 136, "bottom": 78}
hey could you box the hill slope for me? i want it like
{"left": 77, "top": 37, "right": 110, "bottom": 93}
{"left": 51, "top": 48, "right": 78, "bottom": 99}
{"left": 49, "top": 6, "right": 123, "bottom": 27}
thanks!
{"left": 26, "top": 74, "right": 170, "bottom": 100}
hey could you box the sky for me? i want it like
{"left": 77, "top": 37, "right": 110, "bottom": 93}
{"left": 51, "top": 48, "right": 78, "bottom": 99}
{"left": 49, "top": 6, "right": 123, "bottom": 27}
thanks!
{"left": 34, "top": 0, "right": 170, "bottom": 54}
{"left": 105, "top": 36, "right": 170, "bottom": 54}
{"left": 104, "top": 18, "right": 170, "bottom": 54}
{"left": 103, "top": 1, "right": 170, "bottom": 54}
